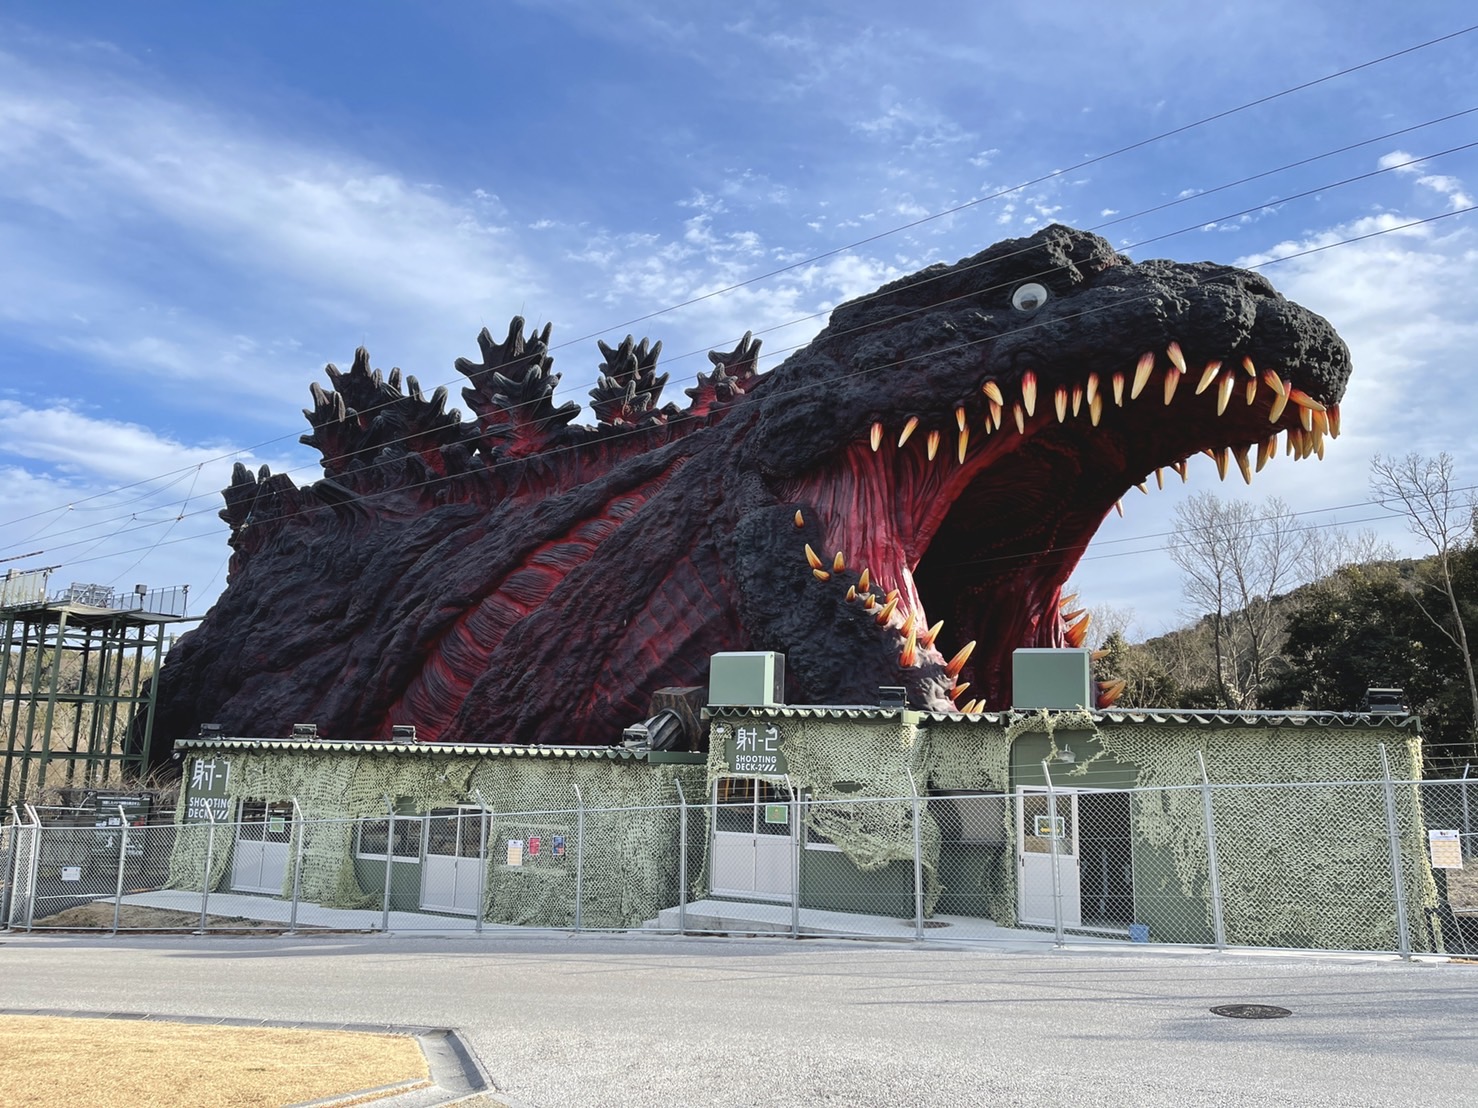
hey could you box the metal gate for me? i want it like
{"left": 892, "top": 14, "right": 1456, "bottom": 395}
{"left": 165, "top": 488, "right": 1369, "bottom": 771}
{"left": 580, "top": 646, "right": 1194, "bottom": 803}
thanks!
{"left": 711, "top": 777, "right": 794, "bottom": 901}
{"left": 420, "top": 807, "right": 487, "bottom": 915}
{"left": 231, "top": 800, "right": 293, "bottom": 894}
{"left": 1016, "top": 787, "right": 1081, "bottom": 927}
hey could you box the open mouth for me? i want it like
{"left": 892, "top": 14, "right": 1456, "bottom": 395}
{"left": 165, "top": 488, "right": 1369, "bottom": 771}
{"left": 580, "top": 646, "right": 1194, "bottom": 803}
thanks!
{"left": 778, "top": 341, "right": 1338, "bottom": 713}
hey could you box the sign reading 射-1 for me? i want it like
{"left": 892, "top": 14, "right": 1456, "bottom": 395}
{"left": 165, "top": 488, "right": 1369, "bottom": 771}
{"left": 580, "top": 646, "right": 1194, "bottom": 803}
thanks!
{"left": 721, "top": 722, "right": 788, "bottom": 776}
{"left": 184, "top": 756, "right": 233, "bottom": 823}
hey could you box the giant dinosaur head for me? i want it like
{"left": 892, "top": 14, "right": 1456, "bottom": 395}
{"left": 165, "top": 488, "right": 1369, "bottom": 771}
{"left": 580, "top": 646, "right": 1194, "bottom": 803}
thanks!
{"left": 728, "top": 224, "right": 1350, "bottom": 711}
{"left": 150, "top": 224, "right": 1349, "bottom": 751}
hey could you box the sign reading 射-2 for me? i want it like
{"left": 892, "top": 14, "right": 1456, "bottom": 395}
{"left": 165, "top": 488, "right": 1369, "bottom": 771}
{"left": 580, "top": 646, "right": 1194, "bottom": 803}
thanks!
{"left": 722, "top": 722, "right": 787, "bottom": 776}
{"left": 184, "top": 756, "right": 233, "bottom": 823}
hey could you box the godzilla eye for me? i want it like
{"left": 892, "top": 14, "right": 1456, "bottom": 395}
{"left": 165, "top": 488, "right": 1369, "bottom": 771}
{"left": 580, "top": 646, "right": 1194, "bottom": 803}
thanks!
{"left": 1011, "top": 283, "right": 1049, "bottom": 312}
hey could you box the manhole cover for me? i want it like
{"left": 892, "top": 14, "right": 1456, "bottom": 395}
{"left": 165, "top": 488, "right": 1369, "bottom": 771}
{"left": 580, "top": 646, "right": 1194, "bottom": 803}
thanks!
{"left": 1210, "top": 1004, "right": 1292, "bottom": 1019}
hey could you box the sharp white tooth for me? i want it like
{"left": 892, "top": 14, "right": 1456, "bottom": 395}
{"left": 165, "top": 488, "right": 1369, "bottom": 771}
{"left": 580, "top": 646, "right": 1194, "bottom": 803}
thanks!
{"left": 1131, "top": 351, "right": 1154, "bottom": 400}
{"left": 1245, "top": 378, "right": 1258, "bottom": 405}
{"left": 1013, "top": 404, "right": 1025, "bottom": 434}
{"left": 1173, "top": 459, "right": 1188, "bottom": 481}
{"left": 1114, "top": 499, "right": 1125, "bottom": 517}
{"left": 1022, "top": 372, "right": 1038, "bottom": 417}
{"left": 1234, "top": 443, "right": 1253, "bottom": 484}
{"left": 1054, "top": 388, "right": 1068, "bottom": 423}
{"left": 955, "top": 405, "right": 966, "bottom": 432}
{"left": 989, "top": 400, "right": 1003, "bottom": 430}
{"left": 1135, "top": 481, "right": 1148, "bottom": 495}
{"left": 1167, "top": 341, "right": 1187, "bottom": 373}
{"left": 870, "top": 422, "right": 883, "bottom": 452}
{"left": 982, "top": 380, "right": 1004, "bottom": 405}
{"left": 1163, "top": 368, "right": 1181, "bottom": 405}
{"left": 927, "top": 429, "right": 940, "bottom": 461}
{"left": 1089, "top": 394, "right": 1103, "bottom": 426}
{"left": 1268, "top": 389, "right": 1290, "bottom": 423}
{"left": 1085, "top": 373, "right": 1099, "bottom": 405}
{"left": 1195, "top": 360, "right": 1222, "bottom": 395}
{"left": 1242, "top": 354, "right": 1258, "bottom": 378}
{"left": 1071, "top": 385, "right": 1083, "bottom": 417}
{"left": 957, "top": 426, "right": 969, "bottom": 464}
{"left": 898, "top": 416, "right": 919, "bottom": 448}
{"left": 1216, "top": 373, "right": 1234, "bottom": 416}
{"left": 1215, "top": 448, "right": 1230, "bottom": 480}
{"left": 1155, "top": 467, "right": 1165, "bottom": 489}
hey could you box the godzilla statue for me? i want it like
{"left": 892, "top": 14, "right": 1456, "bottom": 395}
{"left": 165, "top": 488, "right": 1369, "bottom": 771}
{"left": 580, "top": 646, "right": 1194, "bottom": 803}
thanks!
{"left": 151, "top": 225, "right": 1350, "bottom": 748}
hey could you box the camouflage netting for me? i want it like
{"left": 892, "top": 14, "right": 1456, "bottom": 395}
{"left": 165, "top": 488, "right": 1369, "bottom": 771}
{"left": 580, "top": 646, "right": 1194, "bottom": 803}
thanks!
{"left": 1087, "top": 711, "right": 1436, "bottom": 952}
{"left": 707, "top": 710, "right": 943, "bottom": 913}
{"left": 709, "top": 707, "right": 1436, "bottom": 949}
{"left": 168, "top": 743, "right": 704, "bottom": 928}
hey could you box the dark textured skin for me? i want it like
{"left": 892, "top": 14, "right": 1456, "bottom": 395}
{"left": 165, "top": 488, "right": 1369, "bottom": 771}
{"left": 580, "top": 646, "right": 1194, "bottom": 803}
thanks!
{"left": 150, "top": 225, "right": 1351, "bottom": 749}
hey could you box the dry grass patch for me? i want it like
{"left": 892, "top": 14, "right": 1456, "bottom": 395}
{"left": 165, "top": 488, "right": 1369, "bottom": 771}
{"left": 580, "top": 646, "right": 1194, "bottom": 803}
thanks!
{"left": 30, "top": 903, "right": 271, "bottom": 931}
{"left": 0, "top": 1016, "right": 429, "bottom": 1108}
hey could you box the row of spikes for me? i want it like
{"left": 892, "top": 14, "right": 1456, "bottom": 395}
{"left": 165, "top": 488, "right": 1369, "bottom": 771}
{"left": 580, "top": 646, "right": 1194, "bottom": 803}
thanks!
{"left": 865, "top": 344, "right": 1339, "bottom": 466}
{"left": 797, "top": 532, "right": 976, "bottom": 699}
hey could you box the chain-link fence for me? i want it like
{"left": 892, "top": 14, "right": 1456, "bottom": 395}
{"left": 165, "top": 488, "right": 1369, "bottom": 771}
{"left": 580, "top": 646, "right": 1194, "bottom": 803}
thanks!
{"left": 4, "top": 772, "right": 1475, "bottom": 955}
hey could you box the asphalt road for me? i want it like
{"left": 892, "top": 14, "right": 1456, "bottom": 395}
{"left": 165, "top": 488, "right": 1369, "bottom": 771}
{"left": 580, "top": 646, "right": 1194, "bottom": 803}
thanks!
{"left": 0, "top": 933, "right": 1473, "bottom": 1107}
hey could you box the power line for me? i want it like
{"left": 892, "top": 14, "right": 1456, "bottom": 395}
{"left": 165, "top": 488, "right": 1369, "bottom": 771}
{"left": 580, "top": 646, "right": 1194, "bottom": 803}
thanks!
{"left": 7, "top": 132, "right": 1475, "bottom": 558}
{"left": 35, "top": 209, "right": 1478, "bottom": 583}
{"left": 3, "top": 24, "right": 1474, "bottom": 532}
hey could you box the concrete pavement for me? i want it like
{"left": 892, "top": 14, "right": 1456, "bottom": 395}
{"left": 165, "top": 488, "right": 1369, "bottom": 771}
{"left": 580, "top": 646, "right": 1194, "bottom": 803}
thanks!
{"left": 0, "top": 932, "right": 1472, "bottom": 1107}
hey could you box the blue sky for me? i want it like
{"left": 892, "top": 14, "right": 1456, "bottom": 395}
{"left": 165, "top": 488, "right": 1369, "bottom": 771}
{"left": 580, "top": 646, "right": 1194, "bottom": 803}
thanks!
{"left": 1, "top": 2, "right": 1476, "bottom": 638}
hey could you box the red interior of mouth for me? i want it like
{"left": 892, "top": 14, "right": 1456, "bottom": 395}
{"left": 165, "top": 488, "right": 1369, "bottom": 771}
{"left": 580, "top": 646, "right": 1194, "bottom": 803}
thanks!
{"left": 777, "top": 353, "right": 1334, "bottom": 711}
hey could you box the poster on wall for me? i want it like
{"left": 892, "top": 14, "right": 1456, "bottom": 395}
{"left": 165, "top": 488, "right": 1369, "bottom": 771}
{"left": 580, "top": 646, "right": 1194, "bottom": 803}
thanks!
{"left": 528, "top": 836, "right": 541, "bottom": 857}
{"left": 552, "top": 835, "right": 566, "bottom": 858}
{"left": 1429, "top": 830, "right": 1464, "bottom": 869}
{"left": 506, "top": 839, "right": 524, "bottom": 867}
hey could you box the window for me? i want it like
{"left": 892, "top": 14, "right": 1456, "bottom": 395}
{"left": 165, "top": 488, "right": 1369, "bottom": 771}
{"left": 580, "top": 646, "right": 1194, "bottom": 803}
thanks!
{"left": 238, "top": 799, "right": 294, "bottom": 843}
{"left": 424, "top": 808, "right": 485, "bottom": 859}
{"left": 355, "top": 813, "right": 425, "bottom": 860}
{"left": 714, "top": 777, "right": 791, "bottom": 836}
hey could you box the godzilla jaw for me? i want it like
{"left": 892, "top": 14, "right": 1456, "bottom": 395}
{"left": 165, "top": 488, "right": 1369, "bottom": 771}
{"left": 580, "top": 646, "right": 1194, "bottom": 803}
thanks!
{"left": 780, "top": 342, "right": 1340, "bottom": 713}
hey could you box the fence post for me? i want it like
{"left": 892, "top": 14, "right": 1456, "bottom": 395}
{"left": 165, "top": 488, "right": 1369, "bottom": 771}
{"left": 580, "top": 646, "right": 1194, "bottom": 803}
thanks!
{"left": 572, "top": 785, "right": 585, "bottom": 933}
{"left": 906, "top": 769, "right": 924, "bottom": 941}
{"left": 199, "top": 804, "right": 217, "bottom": 933}
{"left": 674, "top": 779, "right": 689, "bottom": 936}
{"left": 785, "top": 776, "right": 800, "bottom": 939}
{"left": 24, "top": 805, "right": 41, "bottom": 932}
{"left": 1462, "top": 763, "right": 1472, "bottom": 857}
{"left": 381, "top": 797, "right": 395, "bottom": 934}
{"left": 473, "top": 789, "right": 491, "bottom": 935}
{"left": 1379, "top": 744, "right": 1412, "bottom": 959}
{"left": 1197, "top": 753, "right": 1227, "bottom": 950}
{"left": 2, "top": 807, "right": 19, "bottom": 930}
{"left": 111, "top": 805, "right": 130, "bottom": 936}
{"left": 288, "top": 798, "right": 305, "bottom": 934}
{"left": 1042, "top": 761, "right": 1065, "bottom": 948}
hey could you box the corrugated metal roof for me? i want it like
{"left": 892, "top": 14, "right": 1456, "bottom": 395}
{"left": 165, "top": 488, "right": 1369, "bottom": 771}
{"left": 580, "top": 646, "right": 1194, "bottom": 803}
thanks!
{"left": 918, "top": 708, "right": 1417, "bottom": 729}
{"left": 706, "top": 706, "right": 911, "bottom": 721}
{"left": 172, "top": 737, "right": 662, "bottom": 760}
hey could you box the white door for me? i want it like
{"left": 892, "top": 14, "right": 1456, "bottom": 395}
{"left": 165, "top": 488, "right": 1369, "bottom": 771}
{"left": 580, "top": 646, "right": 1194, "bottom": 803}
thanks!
{"left": 231, "top": 800, "right": 293, "bottom": 894}
{"left": 1016, "top": 788, "right": 1081, "bottom": 927}
{"left": 711, "top": 777, "right": 794, "bottom": 901}
{"left": 420, "top": 808, "right": 486, "bottom": 916}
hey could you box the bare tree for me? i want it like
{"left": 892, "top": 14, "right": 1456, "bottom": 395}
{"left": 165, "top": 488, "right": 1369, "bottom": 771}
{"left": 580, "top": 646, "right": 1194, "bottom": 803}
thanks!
{"left": 1303, "top": 526, "right": 1400, "bottom": 584}
{"left": 1167, "top": 494, "right": 1310, "bottom": 708}
{"left": 1370, "top": 452, "right": 1478, "bottom": 756}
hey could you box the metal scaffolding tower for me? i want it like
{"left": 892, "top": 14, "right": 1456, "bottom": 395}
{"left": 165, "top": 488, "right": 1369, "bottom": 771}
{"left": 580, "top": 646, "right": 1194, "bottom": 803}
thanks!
{"left": 0, "top": 568, "right": 195, "bottom": 811}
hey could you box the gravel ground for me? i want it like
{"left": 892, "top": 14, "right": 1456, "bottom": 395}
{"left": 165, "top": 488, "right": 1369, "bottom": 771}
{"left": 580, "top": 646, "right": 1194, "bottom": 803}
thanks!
{"left": 0, "top": 932, "right": 1473, "bottom": 1107}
